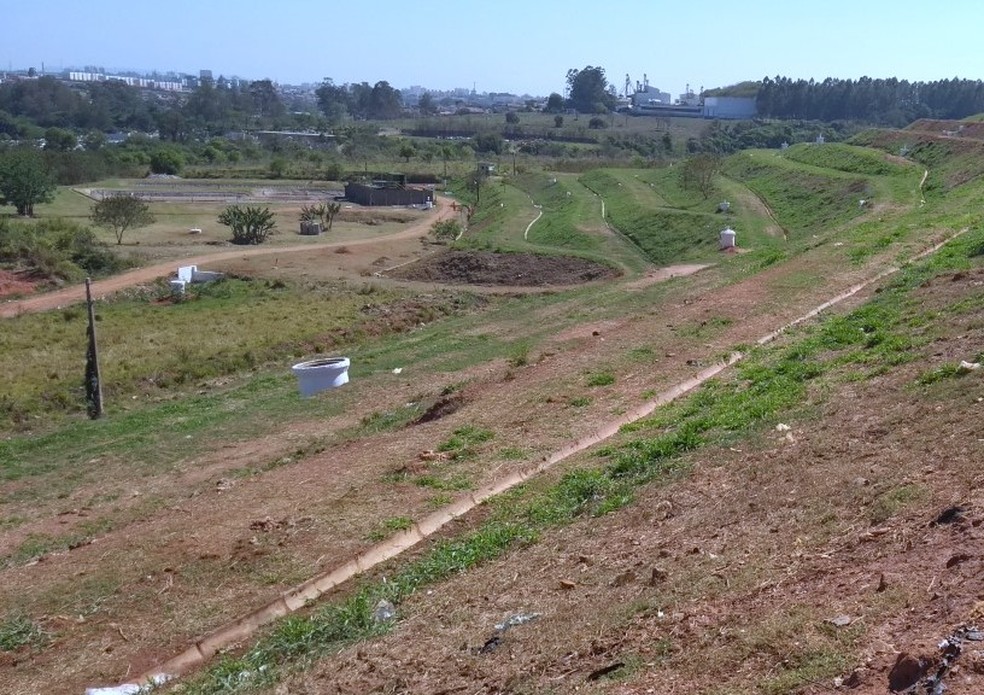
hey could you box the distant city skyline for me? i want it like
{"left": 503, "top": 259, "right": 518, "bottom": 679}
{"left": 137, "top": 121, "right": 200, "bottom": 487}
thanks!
{"left": 5, "top": 0, "right": 984, "bottom": 99}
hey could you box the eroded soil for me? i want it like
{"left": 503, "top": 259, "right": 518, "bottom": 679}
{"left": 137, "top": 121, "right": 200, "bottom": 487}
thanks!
{"left": 387, "top": 250, "right": 620, "bottom": 286}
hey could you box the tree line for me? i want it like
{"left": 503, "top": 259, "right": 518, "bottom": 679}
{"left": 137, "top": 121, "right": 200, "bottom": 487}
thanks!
{"left": 0, "top": 75, "right": 310, "bottom": 142}
{"left": 757, "top": 75, "right": 984, "bottom": 126}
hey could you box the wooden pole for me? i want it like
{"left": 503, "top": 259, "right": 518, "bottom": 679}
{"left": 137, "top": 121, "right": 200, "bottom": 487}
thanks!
{"left": 84, "top": 278, "right": 104, "bottom": 419}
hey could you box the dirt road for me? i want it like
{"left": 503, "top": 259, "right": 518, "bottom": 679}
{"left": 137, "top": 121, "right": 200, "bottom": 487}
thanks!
{"left": 0, "top": 199, "right": 455, "bottom": 319}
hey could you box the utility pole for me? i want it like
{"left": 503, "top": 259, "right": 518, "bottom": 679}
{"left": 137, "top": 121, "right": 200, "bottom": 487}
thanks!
{"left": 84, "top": 278, "right": 104, "bottom": 419}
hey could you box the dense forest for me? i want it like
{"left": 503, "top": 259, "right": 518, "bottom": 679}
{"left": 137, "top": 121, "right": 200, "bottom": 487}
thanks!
{"left": 756, "top": 76, "right": 984, "bottom": 125}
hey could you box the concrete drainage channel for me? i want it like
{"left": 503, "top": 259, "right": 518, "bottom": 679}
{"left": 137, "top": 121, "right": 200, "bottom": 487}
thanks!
{"left": 101, "top": 230, "right": 965, "bottom": 694}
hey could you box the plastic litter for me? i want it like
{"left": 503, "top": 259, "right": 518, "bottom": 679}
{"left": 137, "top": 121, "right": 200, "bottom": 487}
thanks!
{"left": 372, "top": 599, "right": 396, "bottom": 624}
{"left": 959, "top": 360, "right": 981, "bottom": 372}
{"left": 494, "top": 613, "right": 541, "bottom": 632}
{"left": 85, "top": 674, "right": 170, "bottom": 695}
{"left": 392, "top": 367, "right": 403, "bottom": 374}
{"left": 775, "top": 423, "right": 791, "bottom": 432}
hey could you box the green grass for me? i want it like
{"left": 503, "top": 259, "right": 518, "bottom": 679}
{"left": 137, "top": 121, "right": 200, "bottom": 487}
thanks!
{"left": 365, "top": 516, "right": 413, "bottom": 542}
{"left": 437, "top": 425, "right": 495, "bottom": 460}
{"left": 868, "top": 484, "right": 929, "bottom": 524}
{"left": 457, "top": 171, "right": 650, "bottom": 275}
{"left": 916, "top": 362, "right": 964, "bottom": 385}
{"left": 722, "top": 150, "right": 870, "bottom": 238}
{"left": 585, "top": 371, "right": 616, "bottom": 387}
{"left": 0, "top": 615, "right": 46, "bottom": 652}
{"left": 782, "top": 142, "right": 913, "bottom": 177}
{"left": 580, "top": 169, "right": 725, "bottom": 265}
{"left": 0, "top": 277, "right": 475, "bottom": 432}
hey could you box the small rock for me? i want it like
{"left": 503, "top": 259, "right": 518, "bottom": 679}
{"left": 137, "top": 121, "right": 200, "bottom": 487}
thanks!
{"left": 249, "top": 517, "right": 275, "bottom": 532}
{"left": 477, "top": 634, "right": 501, "bottom": 654}
{"left": 775, "top": 423, "right": 791, "bottom": 432}
{"left": 827, "top": 615, "right": 853, "bottom": 627}
{"left": 841, "top": 669, "right": 864, "bottom": 688}
{"left": 876, "top": 573, "right": 888, "bottom": 593}
{"left": 649, "top": 567, "right": 668, "bottom": 585}
{"left": 946, "top": 553, "right": 972, "bottom": 569}
{"left": 888, "top": 653, "right": 927, "bottom": 692}
{"left": 967, "top": 649, "right": 984, "bottom": 676}
{"left": 934, "top": 505, "right": 968, "bottom": 525}
{"left": 959, "top": 361, "right": 981, "bottom": 372}
{"left": 559, "top": 579, "right": 577, "bottom": 591}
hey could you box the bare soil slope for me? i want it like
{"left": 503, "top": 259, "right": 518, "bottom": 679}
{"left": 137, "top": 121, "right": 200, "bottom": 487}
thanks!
{"left": 269, "top": 269, "right": 984, "bottom": 695}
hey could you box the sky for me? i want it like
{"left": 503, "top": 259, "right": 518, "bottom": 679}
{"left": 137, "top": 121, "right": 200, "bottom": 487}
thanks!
{"left": 5, "top": 0, "right": 984, "bottom": 98}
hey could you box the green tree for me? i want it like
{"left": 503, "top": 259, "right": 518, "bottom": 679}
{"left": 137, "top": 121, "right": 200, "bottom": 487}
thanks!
{"left": 418, "top": 92, "right": 437, "bottom": 115}
{"left": 545, "top": 92, "right": 565, "bottom": 113}
{"left": 398, "top": 143, "right": 416, "bottom": 163}
{"left": 0, "top": 147, "right": 55, "bottom": 216}
{"left": 554, "top": 115, "right": 564, "bottom": 128}
{"left": 430, "top": 218, "right": 461, "bottom": 242}
{"left": 149, "top": 149, "right": 183, "bottom": 175}
{"left": 441, "top": 145, "right": 454, "bottom": 178}
{"left": 588, "top": 116, "right": 607, "bottom": 129}
{"left": 83, "top": 130, "right": 107, "bottom": 152}
{"left": 315, "top": 78, "right": 350, "bottom": 125}
{"left": 218, "top": 205, "right": 276, "bottom": 244}
{"left": 324, "top": 201, "right": 341, "bottom": 231}
{"left": 248, "top": 79, "right": 286, "bottom": 120}
{"left": 43, "top": 127, "right": 76, "bottom": 152}
{"left": 505, "top": 111, "right": 520, "bottom": 124}
{"left": 299, "top": 201, "right": 341, "bottom": 231}
{"left": 269, "top": 157, "right": 288, "bottom": 178}
{"left": 566, "top": 66, "right": 617, "bottom": 113}
{"left": 680, "top": 153, "right": 721, "bottom": 198}
{"left": 90, "top": 193, "right": 155, "bottom": 245}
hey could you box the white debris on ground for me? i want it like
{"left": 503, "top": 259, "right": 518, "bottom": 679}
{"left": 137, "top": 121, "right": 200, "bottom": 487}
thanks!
{"left": 84, "top": 674, "right": 170, "bottom": 695}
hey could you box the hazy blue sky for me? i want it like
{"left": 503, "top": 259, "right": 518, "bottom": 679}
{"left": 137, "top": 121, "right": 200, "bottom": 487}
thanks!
{"left": 5, "top": 0, "right": 984, "bottom": 96}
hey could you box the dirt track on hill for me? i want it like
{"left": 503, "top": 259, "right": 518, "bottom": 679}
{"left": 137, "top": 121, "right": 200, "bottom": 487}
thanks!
{"left": 0, "top": 199, "right": 456, "bottom": 319}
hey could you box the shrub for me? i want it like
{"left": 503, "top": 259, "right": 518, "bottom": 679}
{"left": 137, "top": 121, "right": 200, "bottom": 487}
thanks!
{"left": 431, "top": 219, "right": 461, "bottom": 242}
{"left": 218, "top": 205, "right": 276, "bottom": 245}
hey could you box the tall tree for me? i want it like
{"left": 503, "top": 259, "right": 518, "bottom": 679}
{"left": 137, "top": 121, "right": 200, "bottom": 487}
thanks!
{"left": 566, "top": 66, "right": 616, "bottom": 114}
{"left": 248, "top": 79, "right": 286, "bottom": 121}
{"left": 544, "top": 92, "right": 565, "bottom": 113}
{"left": 418, "top": 92, "right": 438, "bottom": 115}
{"left": 90, "top": 193, "right": 155, "bottom": 244}
{"left": 368, "top": 81, "right": 403, "bottom": 119}
{"left": 0, "top": 147, "right": 55, "bottom": 216}
{"left": 316, "top": 78, "right": 351, "bottom": 125}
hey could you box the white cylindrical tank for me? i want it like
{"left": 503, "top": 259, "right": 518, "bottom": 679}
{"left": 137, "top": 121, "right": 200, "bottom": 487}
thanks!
{"left": 719, "top": 228, "right": 737, "bottom": 250}
{"left": 292, "top": 357, "right": 351, "bottom": 397}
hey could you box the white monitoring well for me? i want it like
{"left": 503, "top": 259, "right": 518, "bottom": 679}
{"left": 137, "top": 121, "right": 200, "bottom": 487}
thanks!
{"left": 719, "top": 227, "right": 737, "bottom": 250}
{"left": 292, "top": 357, "right": 351, "bottom": 397}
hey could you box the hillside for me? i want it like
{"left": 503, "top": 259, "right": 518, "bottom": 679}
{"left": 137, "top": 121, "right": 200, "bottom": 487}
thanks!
{"left": 1, "top": 128, "right": 982, "bottom": 695}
